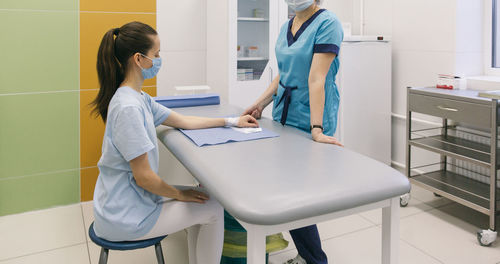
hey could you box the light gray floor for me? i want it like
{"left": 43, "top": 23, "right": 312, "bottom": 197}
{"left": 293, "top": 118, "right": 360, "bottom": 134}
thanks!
{"left": 1, "top": 185, "right": 499, "bottom": 264}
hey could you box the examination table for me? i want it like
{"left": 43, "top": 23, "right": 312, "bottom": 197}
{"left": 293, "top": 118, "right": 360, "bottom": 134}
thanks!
{"left": 156, "top": 104, "right": 411, "bottom": 264}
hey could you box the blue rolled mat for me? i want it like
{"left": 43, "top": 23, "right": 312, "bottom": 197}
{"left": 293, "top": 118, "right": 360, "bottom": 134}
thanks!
{"left": 154, "top": 93, "right": 220, "bottom": 108}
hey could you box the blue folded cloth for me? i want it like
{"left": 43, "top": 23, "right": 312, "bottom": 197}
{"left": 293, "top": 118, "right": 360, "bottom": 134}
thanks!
{"left": 180, "top": 127, "right": 279, "bottom": 147}
{"left": 154, "top": 93, "right": 220, "bottom": 108}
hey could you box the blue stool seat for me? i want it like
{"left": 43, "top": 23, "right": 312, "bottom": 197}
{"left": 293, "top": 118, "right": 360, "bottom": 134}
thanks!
{"left": 89, "top": 222, "right": 167, "bottom": 264}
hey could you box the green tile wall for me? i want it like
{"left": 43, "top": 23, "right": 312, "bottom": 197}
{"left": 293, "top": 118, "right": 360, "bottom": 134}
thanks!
{"left": 0, "top": 1, "right": 79, "bottom": 216}
{"left": 0, "top": 10, "right": 78, "bottom": 94}
{"left": 0, "top": 93, "right": 79, "bottom": 179}
{"left": 0, "top": 0, "right": 77, "bottom": 11}
{"left": 0, "top": 170, "right": 79, "bottom": 216}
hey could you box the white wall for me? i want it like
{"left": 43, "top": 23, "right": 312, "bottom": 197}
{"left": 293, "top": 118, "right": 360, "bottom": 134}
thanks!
{"left": 321, "top": 1, "right": 358, "bottom": 34}
{"left": 206, "top": 0, "right": 230, "bottom": 102}
{"left": 156, "top": 0, "right": 209, "bottom": 185}
{"left": 156, "top": 0, "right": 207, "bottom": 96}
{"left": 455, "top": 0, "right": 483, "bottom": 77}
{"left": 324, "top": 0, "right": 484, "bottom": 167}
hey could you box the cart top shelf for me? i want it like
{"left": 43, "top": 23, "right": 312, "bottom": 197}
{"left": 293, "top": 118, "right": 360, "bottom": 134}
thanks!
{"left": 410, "top": 87, "right": 498, "bottom": 106}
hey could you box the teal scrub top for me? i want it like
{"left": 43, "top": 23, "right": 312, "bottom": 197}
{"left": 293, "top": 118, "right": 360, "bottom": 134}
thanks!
{"left": 272, "top": 9, "right": 344, "bottom": 136}
{"left": 93, "top": 86, "right": 171, "bottom": 241}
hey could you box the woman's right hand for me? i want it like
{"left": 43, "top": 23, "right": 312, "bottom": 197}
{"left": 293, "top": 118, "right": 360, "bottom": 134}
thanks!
{"left": 242, "top": 103, "right": 264, "bottom": 119}
{"left": 238, "top": 115, "right": 259, "bottom": 128}
{"left": 176, "top": 189, "right": 209, "bottom": 204}
{"left": 312, "top": 129, "right": 344, "bottom": 147}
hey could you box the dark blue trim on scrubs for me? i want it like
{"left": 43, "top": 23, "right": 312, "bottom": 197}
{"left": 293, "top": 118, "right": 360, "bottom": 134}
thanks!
{"left": 287, "top": 9, "right": 327, "bottom": 47}
{"left": 313, "top": 43, "right": 340, "bottom": 54}
{"left": 277, "top": 81, "right": 298, "bottom": 126}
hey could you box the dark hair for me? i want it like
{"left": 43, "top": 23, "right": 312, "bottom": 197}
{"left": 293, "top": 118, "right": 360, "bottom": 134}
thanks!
{"left": 91, "top": 21, "right": 157, "bottom": 121}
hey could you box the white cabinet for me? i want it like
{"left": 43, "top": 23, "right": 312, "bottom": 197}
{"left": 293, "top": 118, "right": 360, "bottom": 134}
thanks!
{"left": 335, "top": 39, "right": 392, "bottom": 165}
{"left": 207, "top": 0, "right": 289, "bottom": 118}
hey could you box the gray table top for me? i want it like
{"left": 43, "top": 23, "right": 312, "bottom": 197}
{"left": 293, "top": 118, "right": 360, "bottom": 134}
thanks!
{"left": 157, "top": 104, "right": 411, "bottom": 225}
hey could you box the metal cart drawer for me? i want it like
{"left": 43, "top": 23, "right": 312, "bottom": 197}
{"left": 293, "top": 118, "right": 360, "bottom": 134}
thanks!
{"left": 409, "top": 94, "right": 491, "bottom": 127}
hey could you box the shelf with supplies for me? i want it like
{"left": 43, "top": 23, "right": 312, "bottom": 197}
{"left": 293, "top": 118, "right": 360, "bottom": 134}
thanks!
{"left": 406, "top": 87, "right": 500, "bottom": 246}
{"left": 236, "top": 79, "right": 260, "bottom": 84}
{"left": 207, "top": 0, "right": 287, "bottom": 118}
{"left": 237, "top": 57, "right": 268, "bottom": 61}
{"left": 238, "top": 17, "right": 269, "bottom": 22}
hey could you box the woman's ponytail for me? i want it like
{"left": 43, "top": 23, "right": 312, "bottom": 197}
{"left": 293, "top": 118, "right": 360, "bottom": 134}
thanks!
{"left": 92, "top": 28, "right": 123, "bottom": 121}
{"left": 91, "top": 22, "right": 157, "bottom": 122}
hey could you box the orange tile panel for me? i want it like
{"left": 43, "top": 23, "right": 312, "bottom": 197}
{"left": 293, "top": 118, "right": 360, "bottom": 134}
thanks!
{"left": 80, "top": 0, "right": 155, "bottom": 13}
{"left": 81, "top": 166, "right": 99, "bottom": 201}
{"left": 80, "top": 90, "right": 105, "bottom": 168}
{"left": 143, "top": 86, "right": 157, "bottom": 97}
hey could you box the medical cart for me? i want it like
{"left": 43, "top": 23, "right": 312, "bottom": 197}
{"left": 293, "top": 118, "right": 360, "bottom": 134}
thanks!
{"left": 405, "top": 87, "right": 499, "bottom": 246}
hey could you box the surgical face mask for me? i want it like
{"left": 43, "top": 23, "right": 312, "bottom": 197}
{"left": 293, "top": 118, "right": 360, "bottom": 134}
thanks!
{"left": 139, "top": 54, "right": 162, "bottom": 80}
{"left": 285, "top": 0, "right": 314, "bottom": 12}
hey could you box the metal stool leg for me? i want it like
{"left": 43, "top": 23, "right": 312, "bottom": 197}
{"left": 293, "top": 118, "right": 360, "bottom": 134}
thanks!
{"left": 154, "top": 242, "right": 165, "bottom": 264}
{"left": 98, "top": 248, "right": 109, "bottom": 264}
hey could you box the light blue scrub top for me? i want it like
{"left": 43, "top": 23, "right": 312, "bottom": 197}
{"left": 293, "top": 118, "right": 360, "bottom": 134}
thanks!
{"left": 93, "top": 86, "right": 171, "bottom": 241}
{"left": 272, "top": 9, "right": 344, "bottom": 136}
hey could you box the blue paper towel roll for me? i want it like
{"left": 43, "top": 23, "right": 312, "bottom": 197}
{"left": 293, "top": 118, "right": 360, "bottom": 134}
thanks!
{"left": 154, "top": 93, "right": 220, "bottom": 108}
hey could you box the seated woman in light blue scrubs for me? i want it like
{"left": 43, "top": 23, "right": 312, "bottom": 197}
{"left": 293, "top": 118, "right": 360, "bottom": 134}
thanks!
{"left": 91, "top": 22, "right": 258, "bottom": 264}
{"left": 243, "top": 0, "right": 344, "bottom": 263}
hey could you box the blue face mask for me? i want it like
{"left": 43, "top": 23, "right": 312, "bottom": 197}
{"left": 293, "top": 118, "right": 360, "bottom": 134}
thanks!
{"left": 139, "top": 54, "right": 162, "bottom": 80}
{"left": 285, "top": 0, "right": 314, "bottom": 12}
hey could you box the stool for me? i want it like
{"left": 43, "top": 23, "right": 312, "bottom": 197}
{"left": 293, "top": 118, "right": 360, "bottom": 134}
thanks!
{"left": 89, "top": 222, "right": 167, "bottom": 264}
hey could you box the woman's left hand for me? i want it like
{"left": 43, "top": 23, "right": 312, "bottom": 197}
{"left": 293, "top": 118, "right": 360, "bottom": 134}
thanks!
{"left": 237, "top": 115, "right": 259, "bottom": 128}
{"left": 312, "top": 130, "right": 344, "bottom": 147}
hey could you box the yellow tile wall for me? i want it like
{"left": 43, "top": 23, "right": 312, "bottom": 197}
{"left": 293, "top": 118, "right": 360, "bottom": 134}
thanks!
{"left": 79, "top": 0, "right": 157, "bottom": 201}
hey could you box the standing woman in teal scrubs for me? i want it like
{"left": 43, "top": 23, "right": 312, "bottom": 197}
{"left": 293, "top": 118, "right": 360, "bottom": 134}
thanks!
{"left": 243, "top": 0, "right": 344, "bottom": 263}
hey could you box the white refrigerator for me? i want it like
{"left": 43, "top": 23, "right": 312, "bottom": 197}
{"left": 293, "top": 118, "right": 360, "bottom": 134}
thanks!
{"left": 335, "top": 37, "right": 392, "bottom": 165}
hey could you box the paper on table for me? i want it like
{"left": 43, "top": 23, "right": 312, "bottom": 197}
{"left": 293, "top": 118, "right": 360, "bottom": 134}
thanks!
{"left": 179, "top": 127, "right": 278, "bottom": 147}
{"left": 231, "top": 127, "right": 263, "bottom": 134}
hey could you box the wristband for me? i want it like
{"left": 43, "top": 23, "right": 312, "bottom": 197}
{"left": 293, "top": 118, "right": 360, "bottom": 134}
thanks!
{"left": 224, "top": 117, "right": 239, "bottom": 127}
{"left": 310, "top": 125, "right": 323, "bottom": 132}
